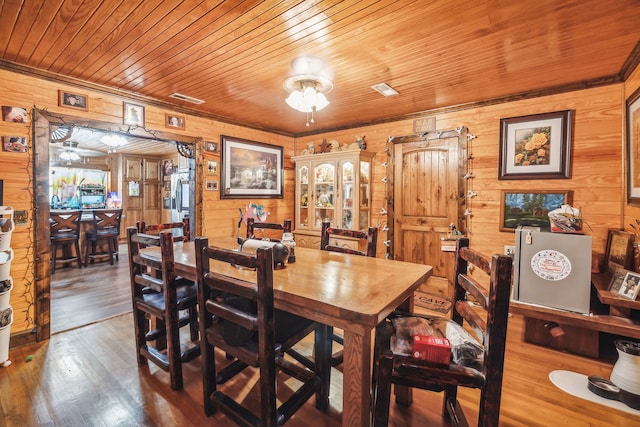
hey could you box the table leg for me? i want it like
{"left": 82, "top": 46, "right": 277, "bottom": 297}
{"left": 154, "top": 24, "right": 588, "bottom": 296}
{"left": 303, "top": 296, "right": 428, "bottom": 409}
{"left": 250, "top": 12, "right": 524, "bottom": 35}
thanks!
{"left": 342, "top": 329, "right": 371, "bottom": 427}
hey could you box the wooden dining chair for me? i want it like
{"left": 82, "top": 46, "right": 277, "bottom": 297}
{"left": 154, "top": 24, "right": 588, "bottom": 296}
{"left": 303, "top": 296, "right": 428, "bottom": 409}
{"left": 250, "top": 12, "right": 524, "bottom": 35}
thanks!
{"left": 371, "top": 237, "right": 513, "bottom": 427}
{"left": 127, "top": 226, "right": 200, "bottom": 391}
{"left": 194, "top": 237, "right": 326, "bottom": 425}
{"left": 137, "top": 217, "right": 190, "bottom": 242}
{"left": 287, "top": 219, "right": 379, "bottom": 368}
{"left": 50, "top": 210, "right": 83, "bottom": 273}
{"left": 83, "top": 208, "right": 122, "bottom": 266}
{"left": 245, "top": 217, "right": 292, "bottom": 241}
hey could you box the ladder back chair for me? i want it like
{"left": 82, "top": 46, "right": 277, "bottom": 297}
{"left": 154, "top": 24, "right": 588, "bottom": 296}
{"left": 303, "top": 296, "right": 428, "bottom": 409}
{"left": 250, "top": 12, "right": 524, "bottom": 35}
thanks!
{"left": 245, "top": 218, "right": 292, "bottom": 242}
{"left": 127, "top": 226, "right": 200, "bottom": 391}
{"left": 84, "top": 208, "right": 122, "bottom": 267}
{"left": 137, "top": 217, "right": 190, "bottom": 242}
{"left": 50, "top": 210, "right": 83, "bottom": 273}
{"left": 372, "top": 237, "right": 513, "bottom": 427}
{"left": 287, "top": 219, "right": 379, "bottom": 368}
{"left": 194, "top": 237, "right": 325, "bottom": 425}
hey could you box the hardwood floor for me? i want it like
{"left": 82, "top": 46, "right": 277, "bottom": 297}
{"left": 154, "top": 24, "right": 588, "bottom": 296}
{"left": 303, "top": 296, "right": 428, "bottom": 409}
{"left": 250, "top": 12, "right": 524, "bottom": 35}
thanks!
{"left": 6, "top": 250, "right": 639, "bottom": 426}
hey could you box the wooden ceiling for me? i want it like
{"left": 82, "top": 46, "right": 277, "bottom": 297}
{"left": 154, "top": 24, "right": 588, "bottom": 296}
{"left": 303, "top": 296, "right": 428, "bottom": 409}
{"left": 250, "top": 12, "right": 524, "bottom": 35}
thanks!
{"left": 1, "top": 0, "right": 639, "bottom": 137}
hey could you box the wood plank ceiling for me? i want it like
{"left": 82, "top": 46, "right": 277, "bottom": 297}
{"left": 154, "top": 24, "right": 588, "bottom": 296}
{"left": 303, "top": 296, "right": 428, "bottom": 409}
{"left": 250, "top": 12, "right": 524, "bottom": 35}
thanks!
{"left": 0, "top": 0, "right": 639, "bottom": 137}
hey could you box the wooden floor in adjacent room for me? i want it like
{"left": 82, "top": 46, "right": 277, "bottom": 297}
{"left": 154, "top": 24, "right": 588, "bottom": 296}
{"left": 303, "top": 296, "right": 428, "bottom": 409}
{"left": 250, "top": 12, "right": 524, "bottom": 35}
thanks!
{"left": 3, "top": 247, "right": 640, "bottom": 426}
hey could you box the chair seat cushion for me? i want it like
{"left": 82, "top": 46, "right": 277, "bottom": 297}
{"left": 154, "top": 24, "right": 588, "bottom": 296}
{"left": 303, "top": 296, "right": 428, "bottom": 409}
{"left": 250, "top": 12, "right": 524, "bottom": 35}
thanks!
{"left": 389, "top": 315, "right": 484, "bottom": 368}
{"left": 222, "top": 296, "right": 315, "bottom": 348}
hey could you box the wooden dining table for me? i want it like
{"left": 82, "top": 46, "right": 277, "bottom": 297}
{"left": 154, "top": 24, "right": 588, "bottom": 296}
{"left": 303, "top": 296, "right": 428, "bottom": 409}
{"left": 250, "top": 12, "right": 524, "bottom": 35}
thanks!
{"left": 140, "top": 237, "right": 432, "bottom": 426}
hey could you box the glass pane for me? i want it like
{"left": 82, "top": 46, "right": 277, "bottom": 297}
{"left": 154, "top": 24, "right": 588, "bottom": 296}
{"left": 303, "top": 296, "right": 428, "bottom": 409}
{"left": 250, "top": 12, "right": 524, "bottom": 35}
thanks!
{"left": 342, "top": 161, "right": 354, "bottom": 229}
{"left": 299, "top": 166, "right": 309, "bottom": 227}
{"left": 314, "top": 162, "right": 335, "bottom": 228}
{"left": 359, "top": 160, "right": 371, "bottom": 230}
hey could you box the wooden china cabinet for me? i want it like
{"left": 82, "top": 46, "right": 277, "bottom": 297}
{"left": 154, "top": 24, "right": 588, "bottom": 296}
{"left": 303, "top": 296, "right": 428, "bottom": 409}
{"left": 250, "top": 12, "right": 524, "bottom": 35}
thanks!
{"left": 292, "top": 150, "right": 374, "bottom": 249}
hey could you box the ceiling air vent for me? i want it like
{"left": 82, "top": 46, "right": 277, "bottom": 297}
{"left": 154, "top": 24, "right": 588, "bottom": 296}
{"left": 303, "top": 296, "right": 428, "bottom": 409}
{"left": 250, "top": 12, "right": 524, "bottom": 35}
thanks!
{"left": 169, "top": 92, "right": 205, "bottom": 104}
{"left": 371, "top": 83, "right": 399, "bottom": 97}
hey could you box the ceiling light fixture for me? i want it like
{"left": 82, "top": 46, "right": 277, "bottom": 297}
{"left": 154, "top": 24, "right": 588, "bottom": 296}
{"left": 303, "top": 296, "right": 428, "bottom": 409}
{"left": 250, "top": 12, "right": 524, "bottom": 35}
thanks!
{"left": 100, "top": 133, "right": 127, "bottom": 153}
{"left": 283, "top": 57, "right": 333, "bottom": 126}
{"left": 59, "top": 150, "right": 80, "bottom": 165}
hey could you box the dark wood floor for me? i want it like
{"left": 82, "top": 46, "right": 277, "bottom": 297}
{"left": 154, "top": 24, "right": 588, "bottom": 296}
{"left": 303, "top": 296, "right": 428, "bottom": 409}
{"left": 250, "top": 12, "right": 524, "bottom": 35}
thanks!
{"left": 7, "top": 245, "right": 638, "bottom": 426}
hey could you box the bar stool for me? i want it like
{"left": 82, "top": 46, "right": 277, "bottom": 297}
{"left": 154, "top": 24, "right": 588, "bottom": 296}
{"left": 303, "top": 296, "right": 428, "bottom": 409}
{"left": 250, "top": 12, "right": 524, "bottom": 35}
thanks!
{"left": 84, "top": 209, "right": 123, "bottom": 266}
{"left": 50, "top": 210, "right": 83, "bottom": 273}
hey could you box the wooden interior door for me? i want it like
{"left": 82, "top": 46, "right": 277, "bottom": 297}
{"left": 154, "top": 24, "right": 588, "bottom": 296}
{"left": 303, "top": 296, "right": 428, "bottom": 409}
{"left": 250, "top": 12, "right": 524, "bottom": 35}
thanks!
{"left": 391, "top": 131, "right": 466, "bottom": 297}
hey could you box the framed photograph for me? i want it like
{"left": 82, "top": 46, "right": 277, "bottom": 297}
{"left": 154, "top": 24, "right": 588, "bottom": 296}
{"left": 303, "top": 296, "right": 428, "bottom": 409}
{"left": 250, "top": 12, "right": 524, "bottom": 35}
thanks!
{"left": 207, "top": 160, "right": 218, "bottom": 175}
{"left": 165, "top": 113, "right": 185, "bottom": 130}
{"left": 2, "top": 106, "right": 27, "bottom": 123}
{"left": 626, "top": 87, "right": 640, "bottom": 205}
{"left": 205, "top": 141, "right": 218, "bottom": 152}
{"left": 205, "top": 180, "right": 219, "bottom": 191}
{"left": 164, "top": 181, "right": 171, "bottom": 191}
{"left": 123, "top": 102, "right": 145, "bottom": 127}
{"left": 163, "top": 159, "right": 174, "bottom": 176}
{"left": 220, "top": 135, "right": 283, "bottom": 199}
{"left": 499, "top": 110, "right": 573, "bottom": 180}
{"left": 500, "top": 189, "right": 572, "bottom": 232}
{"left": 58, "top": 90, "right": 88, "bottom": 111}
{"left": 604, "top": 229, "right": 635, "bottom": 275}
{"left": 2, "top": 136, "right": 27, "bottom": 152}
{"left": 608, "top": 267, "right": 631, "bottom": 293}
{"left": 618, "top": 271, "right": 640, "bottom": 300}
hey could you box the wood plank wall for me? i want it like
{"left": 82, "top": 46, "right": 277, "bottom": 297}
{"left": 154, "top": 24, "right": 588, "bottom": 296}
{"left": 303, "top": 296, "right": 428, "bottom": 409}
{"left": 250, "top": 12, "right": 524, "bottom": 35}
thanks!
{"left": 1, "top": 65, "right": 638, "bottom": 338}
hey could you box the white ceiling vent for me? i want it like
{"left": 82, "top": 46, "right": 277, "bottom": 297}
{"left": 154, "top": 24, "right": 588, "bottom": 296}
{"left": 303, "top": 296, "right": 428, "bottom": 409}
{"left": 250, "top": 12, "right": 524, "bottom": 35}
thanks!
{"left": 371, "top": 83, "right": 399, "bottom": 97}
{"left": 169, "top": 92, "right": 205, "bottom": 104}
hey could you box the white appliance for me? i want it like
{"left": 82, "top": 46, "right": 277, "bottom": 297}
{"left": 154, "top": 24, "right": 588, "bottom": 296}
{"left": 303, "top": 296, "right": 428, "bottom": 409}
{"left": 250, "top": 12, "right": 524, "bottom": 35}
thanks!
{"left": 512, "top": 227, "right": 592, "bottom": 314}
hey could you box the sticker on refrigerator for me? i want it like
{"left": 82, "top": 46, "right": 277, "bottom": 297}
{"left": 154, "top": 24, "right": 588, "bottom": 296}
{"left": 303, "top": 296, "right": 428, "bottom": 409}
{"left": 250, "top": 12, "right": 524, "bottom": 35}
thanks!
{"left": 530, "top": 250, "right": 571, "bottom": 281}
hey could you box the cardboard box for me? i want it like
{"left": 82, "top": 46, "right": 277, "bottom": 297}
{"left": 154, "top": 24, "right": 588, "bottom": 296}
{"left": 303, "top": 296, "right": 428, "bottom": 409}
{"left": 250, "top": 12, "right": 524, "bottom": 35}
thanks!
{"left": 412, "top": 335, "right": 451, "bottom": 364}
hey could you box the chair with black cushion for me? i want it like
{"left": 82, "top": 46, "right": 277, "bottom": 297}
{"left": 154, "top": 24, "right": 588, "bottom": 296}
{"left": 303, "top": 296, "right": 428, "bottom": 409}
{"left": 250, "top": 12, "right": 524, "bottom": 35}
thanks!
{"left": 245, "top": 217, "right": 292, "bottom": 242}
{"left": 84, "top": 209, "right": 123, "bottom": 267}
{"left": 287, "top": 219, "right": 378, "bottom": 369}
{"left": 127, "top": 226, "right": 200, "bottom": 391}
{"left": 371, "top": 237, "right": 513, "bottom": 427}
{"left": 195, "top": 237, "right": 326, "bottom": 425}
{"left": 50, "top": 210, "right": 83, "bottom": 273}
{"left": 137, "top": 217, "right": 190, "bottom": 242}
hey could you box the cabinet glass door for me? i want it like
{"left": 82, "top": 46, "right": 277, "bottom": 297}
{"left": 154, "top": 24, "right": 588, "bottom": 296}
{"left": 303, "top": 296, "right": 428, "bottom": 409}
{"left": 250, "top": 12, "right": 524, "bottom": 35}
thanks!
{"left": 298, "top": 165, "right": 309, "bottom": 228}
{"left": 314, "top": 162, "right": 335, "bottom": 229}
{"left": 359, "top": 160, "right": 371, "bottom": 229}
{"left": 341, "top": 160, "right": 355, "bottom": 229}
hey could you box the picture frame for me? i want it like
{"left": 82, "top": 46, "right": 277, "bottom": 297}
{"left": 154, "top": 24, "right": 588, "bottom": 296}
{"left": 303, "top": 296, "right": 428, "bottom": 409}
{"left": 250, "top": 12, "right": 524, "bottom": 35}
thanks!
{"left": 2, "top": 106, "right": 27, "bottom": 123}
{"left": 164, "top": 181, "right": 171, "bottom": 191}
{"left": 2, "top": 136, "right": 28, "bottom": 152}
{"left": 205, "top": 141, "right": 218, "bottom": 152}
{"left": 604, "top": 229, "right": 635, "bottom": 276}
{"left": 58, "top": 90, "right": 88, "bottom": 111}
{"left": 499, "top": 110, "right": 573, "bottom": 180}
{"left": 205, "top": 180, "right": 219, "bottom": 191}
{"left": 608, "top": 267, "right": 631, "bottom": 293}
{"left": 163, "top": 159, "right": 174, "bottom": 176}
{"left": 499, "top": 189, "right": 572, "bottom": 232}
{"left": 165, "top": 113, "right": 185, "bottom": 130}
{"left": 207, "top": 160, "right": 218, "bottom": 175}
{"left": 123, "top": 102, "right": 145, "bottom": 127}
{"left": 626, "top": 87, "right": 640, "bottom": 205}
{"left": 220, "top": 135, "right": 283, "bottom": 199}
{"left": 617, "top": 271, "right": 640, "bottom": 300}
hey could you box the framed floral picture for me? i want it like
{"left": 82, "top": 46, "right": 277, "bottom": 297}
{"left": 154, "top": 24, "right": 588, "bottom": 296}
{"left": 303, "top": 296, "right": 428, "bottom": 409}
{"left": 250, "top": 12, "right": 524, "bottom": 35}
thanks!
{"left": 499, "top": 110, "right": 573, "bottom": 180}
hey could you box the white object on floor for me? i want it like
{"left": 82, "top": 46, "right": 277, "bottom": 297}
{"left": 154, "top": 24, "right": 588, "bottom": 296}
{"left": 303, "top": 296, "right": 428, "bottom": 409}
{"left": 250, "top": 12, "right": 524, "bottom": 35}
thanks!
{"left": 549, "top": 370, "right": 640, "bottom": 416}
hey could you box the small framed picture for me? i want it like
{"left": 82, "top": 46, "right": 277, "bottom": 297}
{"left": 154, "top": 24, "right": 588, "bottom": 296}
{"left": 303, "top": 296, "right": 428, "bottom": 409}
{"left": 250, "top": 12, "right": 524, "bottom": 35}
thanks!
{"left": 2, "top": 106, "right": 28, "bottom": 123}
{"left": 207, "top": 160, "right": 218, "bottom": 175}
{"left": 609, "top": 267, "right": 631, "bottom": 293}
{"left": 58, "top": 90, "right": 88, "bottom": 111}
{"left": 123, "top": 102, "right": 145, "bottom": 127}
{"left": 165, "top": 113, "right": 185, "bottom": 130}
{"left": 618, "top": 271, "right": 640, "bottom": 300}
{"left": 164, "top": 181, "right": 171, "bottom": 191}
{"left": 205, "top": 141, "right": 218, "bottom": 152}
{"left": 205, "top": 180, "right": 219, "bottom": 191}
{"left": 604, "top": 229, "right": 635, "bottom": 276}
{"left": 163, "top": 160, "right": 174, "bottom": 176}
{"left": 2, "top": 136, "right": 27, "bottom": 152}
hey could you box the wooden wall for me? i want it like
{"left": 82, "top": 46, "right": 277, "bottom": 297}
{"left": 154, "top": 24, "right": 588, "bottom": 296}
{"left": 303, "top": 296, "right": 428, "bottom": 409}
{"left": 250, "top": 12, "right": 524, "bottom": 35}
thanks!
{"left": 1, "top": 63, "right": 638, "bottom": 338}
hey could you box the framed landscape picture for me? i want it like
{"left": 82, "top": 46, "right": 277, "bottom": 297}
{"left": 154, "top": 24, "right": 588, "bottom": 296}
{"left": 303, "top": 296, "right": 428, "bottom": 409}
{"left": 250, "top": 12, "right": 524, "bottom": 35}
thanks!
{"left": 499, "top": 110, "right": 573, "bottom": 180}
{"left": 220, "top": 135, "right": 283, "bottom": 199}
{"left": 500, "top": 189, "right": 572, "bottom": 232}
